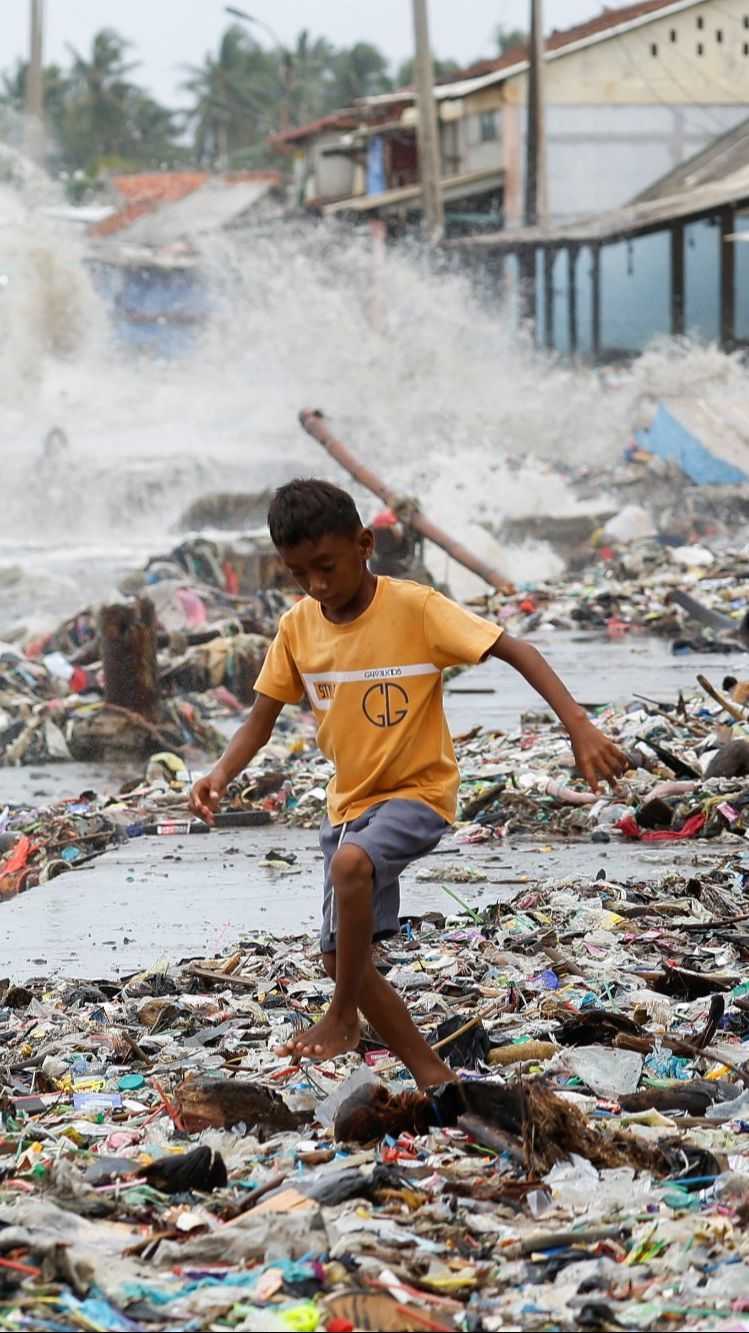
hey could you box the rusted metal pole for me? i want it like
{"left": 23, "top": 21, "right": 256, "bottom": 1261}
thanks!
{"left": 99, "top": 597, "right": 160, "bottom": 721}
{"left": 299, "top": 408, "right": 512, "bottom": 592}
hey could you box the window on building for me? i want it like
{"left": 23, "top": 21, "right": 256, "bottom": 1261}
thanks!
{"left": 716, "top": 28, "right": 723, "bottom": 41}
{"left": 697, "top": 14, "right": 704, "bottom": 27}
{"left": 744, "top": 40, "right": 749, "bottom": 53}
{"left": 745, "top": 15, "right": 749, "bottom": 27}
{"left": 479, "top": 110, "right": 499, "bottom": 142}
{"left": 650, "top": 42, "right": 658, "bottom": 56}
{"left": 670, "top": 28, "right": 677, "bottom": 41}
{"left": 697, "top": 41, "right": 704, "bottom": 54}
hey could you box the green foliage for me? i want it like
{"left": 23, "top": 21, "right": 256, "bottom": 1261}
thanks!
{"left": 496, "top": 26, "right": 529, "bottom": 55}
{"left": 0, "top": 30, "right": 183, "bottom": 175}
{"left": 0, "top": 22, "right": 474, "bottom": 177}
{"left": 395, "top": 56, "right": 460, "bottom": 87}
{"left": 182, "top": 29, "right": 393, "bottom": 169}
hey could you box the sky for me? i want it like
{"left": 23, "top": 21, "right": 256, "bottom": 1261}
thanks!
{"left": 4, "top": 1, "right": 606, "bottom": 108}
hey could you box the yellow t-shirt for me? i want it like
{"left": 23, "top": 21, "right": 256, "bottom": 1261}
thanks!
{"left": 254, "top": 577, "right": 500, "bottom": 826}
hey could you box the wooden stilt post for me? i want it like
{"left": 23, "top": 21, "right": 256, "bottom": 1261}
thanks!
{"left": 99, "top": 598, "right": 160, "bottom": 721}
{"left": 671, "top": 222, "right": 685, "bottom": 337}
{"left": 720, "top": 207, "right": 736, "bottom": 349}
{"left": 591, "top": 244, "right": 601, "bottom": 360}
{"left": 518, "top": 246, "right": 538, "bottom": 330}
{"left": 567, "top": 246, "right": 579, "bottom": 356}
{"left": 543, "top": 248, "right": 555, "bottom": 351}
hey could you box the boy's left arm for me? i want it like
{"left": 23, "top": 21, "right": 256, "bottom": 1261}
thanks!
{"left": 488, "top": 632, "right": 628, "bottom": 792}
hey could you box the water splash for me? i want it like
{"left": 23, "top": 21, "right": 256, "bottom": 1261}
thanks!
{"left": 0, "top": 134, "right": 103, "bottom": 404}
{"left": 1, "top": 175, "right": 748, "bottom": 610}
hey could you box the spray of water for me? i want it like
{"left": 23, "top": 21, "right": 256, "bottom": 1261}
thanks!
{"left": 1, "top": 162, "right": 748, "bottom": 613}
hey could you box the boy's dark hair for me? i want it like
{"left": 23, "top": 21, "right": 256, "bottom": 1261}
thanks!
{"left": 268, "top": 478, "right": 363, "bottom": 549}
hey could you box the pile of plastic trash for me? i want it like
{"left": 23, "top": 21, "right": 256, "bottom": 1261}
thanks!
{"left": 452, "top": 680, "right": 749, "bottom": 844}
{"left": 220, "top": 681, "right": 749, "bottom": 843}
{"left": 0, "top": 678, "right": 745, "bottom": 900}
{"left": 0, "top": 536, "right": 292, "bottom": 768}
{"left": 480, "top": 541, "right": 749, "bottom": 651}
{"left": 1, "top": 844, "right": 749, "bottom": 1330}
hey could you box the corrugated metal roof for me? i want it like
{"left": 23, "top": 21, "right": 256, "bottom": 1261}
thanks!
{"left": 109, "top": 179, "right": 276, "bottom": 246}
{"left": 91, "top": 173, "right": 208, "bottom": 237}
{"left": 322, "top": 168, "right": 503, "bottom": 217}
{"left": 636, "top": 116, "right": 749, "bottom": 202}
{"left": 451, "top": 165, "right": 749, "bottom": 251}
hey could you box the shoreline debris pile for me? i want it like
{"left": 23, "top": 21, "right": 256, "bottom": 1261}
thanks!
{"left": 1, "top": 851, "right": 749, "bottom": 1329}
{"left": 479, "top": 541, "right": 749, "bottom": 651}
{"left": 452, "top": 678, "right": 749, "bottom": 844}
{"left": 0, "top": 536, "right": 292, "bottom": 768}
{"left": 0, "top": 677, "right": 745, "bottom": 900}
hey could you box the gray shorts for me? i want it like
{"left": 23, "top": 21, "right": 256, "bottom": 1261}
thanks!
{"left": 319, "top": 798, "right": 449, "bottom": 954}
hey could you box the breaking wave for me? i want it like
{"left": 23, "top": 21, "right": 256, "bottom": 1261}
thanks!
{"left": 1, "top": 153, "right": 748, "bottom": 608}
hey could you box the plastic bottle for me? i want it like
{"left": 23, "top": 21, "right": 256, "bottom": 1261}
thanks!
{"left": 127, "top": 820, "right": 210, "bottom": 837}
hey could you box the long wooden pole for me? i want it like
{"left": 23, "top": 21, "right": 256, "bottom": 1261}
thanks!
{"left": 26, "top": 0, "right": 44, "bottom": 163}
{"left": 411, "top": 0, "right": 444, "bottom": 244}
{"left": 299, "top": 408, "right": 512, "bottom": 592}
{"left": 524, "top": 0, "right": 547, "bottom": 227}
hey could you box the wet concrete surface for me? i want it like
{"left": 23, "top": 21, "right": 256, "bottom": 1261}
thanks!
{"left": 1, "top": 633, "right": 744, "bottom": 979}
{"left": 1, "top": 823, "right": 731, "bottom": 981}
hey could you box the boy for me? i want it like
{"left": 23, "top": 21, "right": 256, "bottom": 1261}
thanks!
{"left": 190, "top": 479, "right": 627, "bottom": 1088}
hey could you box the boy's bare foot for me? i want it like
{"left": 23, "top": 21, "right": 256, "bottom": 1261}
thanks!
{"left": 276, "top": 1010, "right": 361, "bottom": 1062}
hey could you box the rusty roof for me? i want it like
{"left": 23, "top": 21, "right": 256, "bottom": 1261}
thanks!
{"left": 269, "top": 111, "right": 364, "bottom": 148}
{"left": 441, "top": 0, "right": 705, "bottom": 84}
{"left": 274, "top": 0, "right": 708, "bottom": 145}
{"left": 91, "top": 171, "right": 281, "bottom": 238}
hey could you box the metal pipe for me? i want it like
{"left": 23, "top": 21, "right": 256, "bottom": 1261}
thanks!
{"left": 299, "top": 408, "right": 512, "bottom": 592}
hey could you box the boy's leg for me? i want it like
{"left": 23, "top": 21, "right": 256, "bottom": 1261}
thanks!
{"left": 277, "top": 840, "right": 375, "bottom": 1060}
{"left": 277, "top": 801, "right": 455, "bottom": 1083}
{"left": 323, "top": 950, "right": 454, "bottom": 1090}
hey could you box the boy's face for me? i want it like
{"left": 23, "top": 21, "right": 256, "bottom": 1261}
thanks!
{"left": 277, "top": 529, "right": 374, "bottom": 611}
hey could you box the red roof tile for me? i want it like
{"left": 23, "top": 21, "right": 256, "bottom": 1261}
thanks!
{"left": 266, "top": 1, "right": 699, "bottom": 150}
{"left": 269, "top": 111, "right": 363, "bottom": 148}
{"left": 90, "top": 170, "right": 282, "bottom": 237}
{"left": 438, "top": 0, "right": 700, "bottom": 83}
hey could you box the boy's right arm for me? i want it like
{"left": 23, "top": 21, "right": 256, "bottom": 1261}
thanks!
{"left": 188, "top": 692, "right": 285, "bottom": 824}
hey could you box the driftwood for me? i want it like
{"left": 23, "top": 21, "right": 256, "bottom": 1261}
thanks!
{"left": 174, "top": 1075, "right": 307, "bottom": 1134}
{"left": 334, "top": 1077, "right": 671, "bottom": 1174}
{"left": 487, "top": 1041, "right": 556, "bottom": 1066}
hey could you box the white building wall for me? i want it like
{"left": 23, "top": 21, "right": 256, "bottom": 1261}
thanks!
{"left": 307, "top": 133, "right": 355, "bottom": 200}
{"left": 544, "top": 103, "right": 747, "bottom": 217}
{"left": 462, "top": 109, "right": 504, "bottom": 173}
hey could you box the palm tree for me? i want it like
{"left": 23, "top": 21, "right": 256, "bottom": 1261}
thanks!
{"left": 61, "top": 29, "right": 180, "bottom": 170}
{"left": 64, "top": 30, "right": 139, "bottom": 163}
{"left": 328, "top": 43, "right": 392, "bottom": 107}
{"left": 286, "top": 31, "right": 337, "bottom": 125}
{"left": 396, "top": 56, "right": 459, "bottom": 87}
{"left": 125, "top": 90, "right": 185, "bottom": 167}
{"left": 0, "top": 59, "right": 71, "bottom": 140}
{"left": 182, "top": 25, "right": 278, "bottom": 168}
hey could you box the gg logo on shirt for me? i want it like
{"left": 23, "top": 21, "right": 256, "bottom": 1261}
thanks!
{"left": 362, "top": 681, "right": 409, "bottom": 728}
